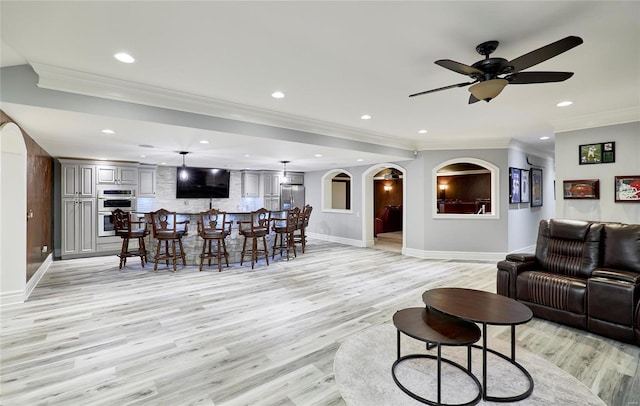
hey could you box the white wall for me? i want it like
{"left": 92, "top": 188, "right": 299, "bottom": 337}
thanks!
{"left": 0, "top": 123, "right": 27, "bottom": 305}
{"left": 555, "top": 121, "right": 640, "bottom": 223}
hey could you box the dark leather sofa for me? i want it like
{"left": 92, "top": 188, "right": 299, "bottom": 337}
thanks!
{"left": 497, "top": 219, "right": 640, "bottom": 345}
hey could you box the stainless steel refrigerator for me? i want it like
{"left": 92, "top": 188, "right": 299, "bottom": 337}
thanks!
{"left": 280, "top": 184, "right": 305, "bottom": 210}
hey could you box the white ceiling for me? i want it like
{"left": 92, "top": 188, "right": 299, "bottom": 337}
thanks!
{"left": 1, "top": 1, "right": 639, "bottom": 171}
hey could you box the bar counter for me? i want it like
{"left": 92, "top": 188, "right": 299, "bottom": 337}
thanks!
{"left": 136, "top": 211, "right": 284, "bottom": 266}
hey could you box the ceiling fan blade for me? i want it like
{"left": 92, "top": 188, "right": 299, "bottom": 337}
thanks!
{"left": 506, "top": 71, "right": 574, "bottom": 84}
{"left": 508, "top": 36, "right": 583, "bottom": 73}
{"left": 435, "top": 59, "right": 484, "bottom": 76}
{"left": 468, "top": 94, "right": 480, "bottom": 104}
{"left": 409, "top": 81, "right": 475, "bottom": 97}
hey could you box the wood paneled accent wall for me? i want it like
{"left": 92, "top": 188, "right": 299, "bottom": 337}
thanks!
{"left": 374, "top": 179, "right": 403, "bottom": 219}
{"left": 1, "top": 110, "right": 54, "bottom": 282}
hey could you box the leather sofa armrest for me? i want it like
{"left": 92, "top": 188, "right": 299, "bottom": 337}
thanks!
{"left": 498, "top": 259, "right": 536, "bottom": 273}
{"left": 497, "top": 259, "right": 537, "bottom": 298}
{"left": 592, "top": 268, "right": 640, "bottom": 284}
{"left": 505, "top": 253, "right": 536, "bottom": 262}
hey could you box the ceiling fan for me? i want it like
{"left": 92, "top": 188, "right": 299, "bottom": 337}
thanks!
{"left": 409, "top": 36, "right": 583, "bottom": 104}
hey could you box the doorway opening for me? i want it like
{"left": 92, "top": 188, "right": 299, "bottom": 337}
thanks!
{"left": 371, "top": 167, "right": 404, "bottom": 253}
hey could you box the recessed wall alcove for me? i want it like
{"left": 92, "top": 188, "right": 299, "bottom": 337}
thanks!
{"left": 433, "top": 158, "right": 499, "bottom": 219}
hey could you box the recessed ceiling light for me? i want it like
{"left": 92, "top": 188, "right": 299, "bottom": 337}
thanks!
{"left": 101, "top": 129, "right": 115, "bottom": 134}
{"left": 139, "top": 155, "right": 146, "bottom": 158}
{"left": 114, "top": 52, "right": 135, "bottom": 63}
{"left": 360, "top": 114, "right": 372, "bottom": 120}
{"left": 418, "top": 129, "right": 428, "bottom": 134}
{"left": 356, "top": 158, "right": 364, "bottom": 162}
{"left": 540, "top": 136, "right": 550, "bottom": 140}
{"left": 314, "top": 154, "right": 323, "bottom": 157}
{"left": 159, "top": 162, "right": 166, "bottom": 165}
{"left": 244, "top": 154, "right": 250, "bottom": 158}
{"left": 556, "top": 101, "right": 573, "bottom": 107}
{"left": 199, "top": 140, "right": 210, "bottom": 144}
{"left": 271, "top": 91, "right": 285, "bottom": 99}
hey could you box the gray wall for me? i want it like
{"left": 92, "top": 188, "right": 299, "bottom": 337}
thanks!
{"left": 555, "top": 121, "right": 640, "bottom": 223}
{"left": 305, "top": 147, "right": 555, "bottom": 259}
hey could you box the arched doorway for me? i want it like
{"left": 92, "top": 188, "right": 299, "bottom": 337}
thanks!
{"left": 362, "top": 163, "right": 406, "bottom": 252}
{"left": 1, "top": 122, "right": 27, "bottom": 305}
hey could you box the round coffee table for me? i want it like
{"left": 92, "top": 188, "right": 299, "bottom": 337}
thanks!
{"left": 392, "top": 307, "right": 482, "bottom": 406}
{"left": 422, "top": 288, "right": 534, "bottom": 402}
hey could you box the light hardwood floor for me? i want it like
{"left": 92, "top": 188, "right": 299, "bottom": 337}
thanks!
{"left": 1, "top": 240, "right": 638, "bottom": 406}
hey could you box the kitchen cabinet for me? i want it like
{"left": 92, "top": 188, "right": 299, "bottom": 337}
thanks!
{"left": 263, "top": 172, "right": 280, "bottom": 196}
{"left": 288, "top": 172, "right": 304, "bottom": 185}
{"left": 242, "top": 171, "right": 260, "bottom": 197}
{"left": 61, "top": 197, "right": 96, "bottom": 257}
{"left": 262, "top": 171, "right": 280, "bottom": 211}
{"left": 138, "top": 167, "right": 156, "bottom": 197}
{"left": 97, "top": 165, "right": 138, "bottom": 185}
{"left": 61, "top": 163, "right": 95, "bottom": 198}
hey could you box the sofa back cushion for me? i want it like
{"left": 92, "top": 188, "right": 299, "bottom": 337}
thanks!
{"left": 602, "top": 223, "right": 640, "bottom": 272}
{"left": 535, "top": 219, "right": 603, "bottom": 278}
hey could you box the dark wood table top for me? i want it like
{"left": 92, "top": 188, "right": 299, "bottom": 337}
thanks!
{"left": 422, "top": 288, "right": 533, "bottom": 326}
{"left": 393, "top": 307, "right": 481, "bottom": 346}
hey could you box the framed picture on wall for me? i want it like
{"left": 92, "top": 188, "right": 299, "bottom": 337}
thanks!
{"left": 614, "top": 175, "right": 640, "bottom": 202}
{"left": 531, "top": 168, "right": 543, "bottom": 207}
{"left": 563, "top": 179, "right": 600, "bottom": 199}
{"left": 509, "top": 167, "right": 521, "bottom": 203}
{"left": 520, "top": 169, "right": 530, "bottom": 203}
{"left": 579, "top": 142, "right": 615, "bottom": 164}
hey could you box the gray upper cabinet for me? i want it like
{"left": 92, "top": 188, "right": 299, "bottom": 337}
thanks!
{"left": 62, "top": 163, "right": 96, "bottom": 198}
{"left": 288, "top": 173, "right": 304, "bottom": 185}
{"left": 242, "top": 171, "right": 260, "bottom": 197}
{"left": 138, "top": 167, "right": 157, "bottom": 197}
{"left": 97, "top": 165, "right": 138, "bottom": 185}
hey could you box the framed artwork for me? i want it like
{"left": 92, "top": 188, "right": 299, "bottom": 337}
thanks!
{"left": 531, "top": 168, "right": 543, "bottom": 207}
{"left": 563, "top": 179, "right": 600, "bottom": 199}
{"left": 509, "top": 167, "right": 521, "bottom": 203}
{"left": 614, "top": 175, "right": 640, "bottom": 202}
{"left": 520, "top": 169, "right": 530, "bottom": 203}
{"left": 579, "top": 142, "right": 615, "bottom": 164}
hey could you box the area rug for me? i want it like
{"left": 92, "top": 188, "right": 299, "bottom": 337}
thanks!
{"left": 334, "top": 324, "right": 605, "bottom": 405}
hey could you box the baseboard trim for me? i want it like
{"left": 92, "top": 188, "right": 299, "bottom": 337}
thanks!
{"left": 402, "top": 247, "right": 505, "bottom": 262}
{"left": 0, "top": 290, "right": 24, "bottom": 306}
{"left": 306, "top": 232, "right": 367, "bottom": 248}
{"left": 308, "top": 232, "right": 505, "bottom": 261}
{"left": 25, "top": 253, "right": 53, "bottom": 301}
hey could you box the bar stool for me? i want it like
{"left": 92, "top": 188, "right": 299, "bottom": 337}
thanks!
{"left": 294, "top": 204, "right": 313, "bottom": 253}
{"left": 197, "top": 209, "right": 231, "bottom": 272}
{"left": 238, "top": 208, "right": 270, "bottom": 269}
{"left": 112, "top": 209, "right": 148, "bottom": 269}
{"left": 150, "top": 208, "right": 188, "bottom": 272}
{"left": 271, "top": 207, "right": 300, "bottom": 261}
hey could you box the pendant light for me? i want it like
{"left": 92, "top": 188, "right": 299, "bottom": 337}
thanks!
{"left": 179, "top": 151, "right": 189, "bottom": 181}
{"left": 280, "top": 160, "right": 290, "bottom": 184}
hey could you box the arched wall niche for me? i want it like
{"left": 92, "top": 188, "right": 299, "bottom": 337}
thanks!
{"left": 321, "top": 169, "right": 353, "bottom": 213}
{"left": 433, "top": 157, "right": 500, "bottom": 219}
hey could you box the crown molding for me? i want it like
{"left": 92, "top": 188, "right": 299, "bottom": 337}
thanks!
{"left": 552, "top": 106, "right": 640, "bottom": 133}
{"left": 416, "top": 137, "right": 511, "bottom": 151}
{"left": 30, "top": 62, "right": 416, "bottom": 151}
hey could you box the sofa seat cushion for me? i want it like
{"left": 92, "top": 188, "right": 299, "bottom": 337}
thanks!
{"left": 517, "top": 271, "right": 587, "bottom": 315}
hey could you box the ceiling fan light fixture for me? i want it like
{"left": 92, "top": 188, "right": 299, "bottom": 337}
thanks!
{"left": 469, "top": 79, "right": 508, "bottom": 101}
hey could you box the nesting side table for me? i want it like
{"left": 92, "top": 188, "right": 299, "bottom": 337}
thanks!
{"left": 392, "top": 307, "right": 482, "bottom": 406}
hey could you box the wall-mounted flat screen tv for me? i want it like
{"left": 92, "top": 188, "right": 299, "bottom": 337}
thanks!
{"left": 176, "top": 167, "right": 230, "bottom": 198}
